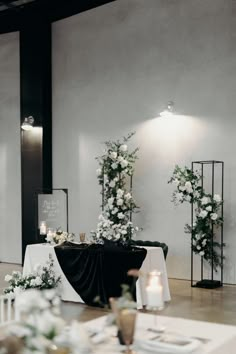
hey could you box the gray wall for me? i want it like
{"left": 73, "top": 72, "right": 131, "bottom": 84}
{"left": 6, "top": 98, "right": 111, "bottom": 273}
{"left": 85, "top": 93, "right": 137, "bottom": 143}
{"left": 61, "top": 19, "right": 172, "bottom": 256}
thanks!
{"left": 0, "top": 32, "right": 21, "bottom": 263}
{"left": 52, "top": 0, "right": 236, "bottom": 282}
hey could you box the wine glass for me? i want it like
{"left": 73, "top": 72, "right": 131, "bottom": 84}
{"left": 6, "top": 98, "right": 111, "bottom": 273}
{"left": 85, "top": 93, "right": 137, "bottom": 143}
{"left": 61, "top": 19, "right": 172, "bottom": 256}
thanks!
{"left": 118, "top": 308, "right": 137, "bottom": 353}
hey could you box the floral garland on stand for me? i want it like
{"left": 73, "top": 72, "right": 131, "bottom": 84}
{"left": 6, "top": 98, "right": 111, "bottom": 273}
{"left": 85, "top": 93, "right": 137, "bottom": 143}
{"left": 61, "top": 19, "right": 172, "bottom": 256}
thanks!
{"left": 4, "top": 255, "right": 61, "bottom": 295}
{"left": 91, "top": 132, "right": 140, "bottom": 245}
{"left": 168, "top": 165, "right": 224, "bottom": 271}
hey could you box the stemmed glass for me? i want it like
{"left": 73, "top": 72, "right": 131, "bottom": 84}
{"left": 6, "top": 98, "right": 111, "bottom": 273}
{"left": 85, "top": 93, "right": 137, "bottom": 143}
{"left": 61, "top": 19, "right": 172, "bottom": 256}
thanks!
{"left": 118, "top": 308, "right": 137, "bottom": 354}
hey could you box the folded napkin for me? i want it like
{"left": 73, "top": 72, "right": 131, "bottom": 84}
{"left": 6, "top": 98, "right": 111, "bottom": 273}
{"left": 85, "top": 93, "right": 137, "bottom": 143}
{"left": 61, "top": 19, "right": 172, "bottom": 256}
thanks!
{"left": 136, "top": 333, "right": 201, "bottom": 353}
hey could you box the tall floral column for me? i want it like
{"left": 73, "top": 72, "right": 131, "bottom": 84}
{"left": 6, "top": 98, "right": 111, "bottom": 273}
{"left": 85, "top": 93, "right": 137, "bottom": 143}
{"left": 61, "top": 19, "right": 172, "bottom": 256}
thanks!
{"left": 92, "top": 133, "right": 140, "bottom": 245}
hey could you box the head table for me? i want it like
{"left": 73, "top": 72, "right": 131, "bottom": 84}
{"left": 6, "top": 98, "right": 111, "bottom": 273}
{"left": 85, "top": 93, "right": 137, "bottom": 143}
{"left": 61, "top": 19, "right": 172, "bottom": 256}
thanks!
{"left": 23, "top": 243, "right": 170, "bottom": 308}
{"left": 84, "top": 313, "right": 236, "bottom": 353}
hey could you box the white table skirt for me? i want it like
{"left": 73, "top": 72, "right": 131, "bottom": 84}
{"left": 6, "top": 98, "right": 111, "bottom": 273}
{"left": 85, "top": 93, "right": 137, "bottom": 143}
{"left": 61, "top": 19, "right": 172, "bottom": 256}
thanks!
{"left": 84, "top": 313, "right": 236, "bottom": 353}
{"left": 23, "top": 244, "right": 170, "bottom": 307}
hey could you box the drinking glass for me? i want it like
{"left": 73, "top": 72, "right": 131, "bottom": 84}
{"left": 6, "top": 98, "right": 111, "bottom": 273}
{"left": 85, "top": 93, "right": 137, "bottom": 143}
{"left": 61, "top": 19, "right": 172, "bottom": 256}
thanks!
{"left": 118, "top": 309, "right": 137, "bottom": 353}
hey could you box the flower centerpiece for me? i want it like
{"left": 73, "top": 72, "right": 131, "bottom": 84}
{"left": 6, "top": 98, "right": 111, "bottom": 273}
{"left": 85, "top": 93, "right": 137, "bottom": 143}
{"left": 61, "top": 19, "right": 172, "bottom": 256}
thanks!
{"left": 4, "top": 255, "right": 61, "bottom": 295}
{"left": 168, "top": 165, "right": 224, "bottom": 270}
{"left": 46, "top": 228, "right": 75, "bottom": 245}
{"left": 91, "top": 132, "right": 140, "bottom": 245}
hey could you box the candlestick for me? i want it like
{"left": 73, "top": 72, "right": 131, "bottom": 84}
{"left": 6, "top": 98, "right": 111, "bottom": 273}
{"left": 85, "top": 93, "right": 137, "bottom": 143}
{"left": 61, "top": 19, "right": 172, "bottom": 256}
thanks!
{"left": 39, "top": 221, "right": 47, "bottom": 235}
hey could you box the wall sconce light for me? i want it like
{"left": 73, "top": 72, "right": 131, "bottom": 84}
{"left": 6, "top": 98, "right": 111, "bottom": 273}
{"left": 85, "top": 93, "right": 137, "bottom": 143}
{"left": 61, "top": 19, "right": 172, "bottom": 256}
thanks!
{"left": 21, "top": 116, "right": 34, "bottom": 131}
{"left": 159, "top": 101, "right": 175, "bottom": 118}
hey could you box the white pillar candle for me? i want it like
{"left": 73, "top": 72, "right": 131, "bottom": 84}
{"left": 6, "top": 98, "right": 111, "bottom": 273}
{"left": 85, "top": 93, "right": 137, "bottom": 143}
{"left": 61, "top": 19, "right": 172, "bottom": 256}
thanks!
{"left": 146, "top": 284, "right": 164, "bottom": 308}
{"left": 39, "top": 221, "right": 47, "bottom": 235}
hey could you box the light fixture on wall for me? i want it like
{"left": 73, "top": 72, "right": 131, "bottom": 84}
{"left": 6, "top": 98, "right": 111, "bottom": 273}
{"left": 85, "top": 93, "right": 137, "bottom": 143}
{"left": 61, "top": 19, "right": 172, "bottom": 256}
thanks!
{"left": 159, "top": 101, "right": 175, "bottom": 117}
{"left": 21, "top": 116, "right": 34, "bottom": 131}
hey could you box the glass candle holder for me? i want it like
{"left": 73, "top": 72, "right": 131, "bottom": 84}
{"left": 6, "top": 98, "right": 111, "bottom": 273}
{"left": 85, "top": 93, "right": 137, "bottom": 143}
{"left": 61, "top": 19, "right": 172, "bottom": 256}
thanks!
{"left": 146, "top": 270, "right": 164, "bottom": 310}
{"left": 39, "top": 221, "right": 47, "bottom": 235}
{"left": 79, "top": 233, "right": 86, "bottom": 243}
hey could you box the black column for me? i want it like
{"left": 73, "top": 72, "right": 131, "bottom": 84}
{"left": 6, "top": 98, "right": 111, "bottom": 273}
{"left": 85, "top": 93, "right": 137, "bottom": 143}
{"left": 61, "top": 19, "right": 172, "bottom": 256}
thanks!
{"left": 20, "top": 18, "right": 52, "bottom": 262}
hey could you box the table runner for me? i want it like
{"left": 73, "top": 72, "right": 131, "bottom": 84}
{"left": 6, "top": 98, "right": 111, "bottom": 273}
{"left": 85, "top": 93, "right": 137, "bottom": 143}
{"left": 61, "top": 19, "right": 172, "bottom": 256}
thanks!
{"left": 54, "top": 242, "right": 147, "bottom": 306}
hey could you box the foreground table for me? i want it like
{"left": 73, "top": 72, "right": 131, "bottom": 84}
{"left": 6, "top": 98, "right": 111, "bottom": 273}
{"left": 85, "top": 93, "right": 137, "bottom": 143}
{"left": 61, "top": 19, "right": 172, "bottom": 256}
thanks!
{"left": 84, "top": 313, "right": 236, "bottom": 353}
{"left": 23, "top": 243, "right": 170, "bottom": 306}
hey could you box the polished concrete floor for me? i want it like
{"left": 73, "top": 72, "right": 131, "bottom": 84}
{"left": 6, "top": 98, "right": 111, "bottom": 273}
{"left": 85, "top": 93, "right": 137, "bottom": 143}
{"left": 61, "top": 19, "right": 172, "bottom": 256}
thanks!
{"left": 1, "top": 262, "right": 236, "bottom": 326}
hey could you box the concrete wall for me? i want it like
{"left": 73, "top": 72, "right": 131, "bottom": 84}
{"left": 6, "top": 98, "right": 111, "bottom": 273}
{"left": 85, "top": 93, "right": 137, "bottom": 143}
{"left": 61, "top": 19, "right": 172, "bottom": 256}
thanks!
{"left": 0, "top": 32, "right": 21, "bottom": 263}
{"left": 52, "top": 0, "right": 236, "bottom": 282}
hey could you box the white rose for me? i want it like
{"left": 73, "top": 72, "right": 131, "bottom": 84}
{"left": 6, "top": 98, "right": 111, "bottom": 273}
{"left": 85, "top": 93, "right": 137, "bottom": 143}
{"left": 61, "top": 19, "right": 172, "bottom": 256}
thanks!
{"left": 120, "top": 160, "right": 128, "bottom": 168}
{"left": 199, "top": 251, "right": 205, "bottom": 256}
{"left": 115, "top": 234, "right": 121, "bottom": 239}
{"left": 117, "top": 188, "right": 124, "bottom": 196}
{"left": 5, "top": 275, "right": 12, "bottom": 282}
{"left": 112, "top": 208, "right": 118, "bottom": 215}
{"left": 96, "top": 168, "right": 102, "bottom": 176}
{"left": 179, "top": 185, "right": 186, "bottom": 192}
{"left": 109, "top": 180, "right": 116, "bottom": 188}
{"left": 185, "top": 181, "right": 193, "bottom": 193}
{"left": 110, "top": 151, "right": 117, "bottom": 160}
{"left": 120, "top": 144, "right": 127, "bottom": 152}
{"left": 213, "top": 194, "right": 221, "bottom": 203}
{"left": 117, "top": 156, "right": 124, "bottom": 162}
{"left": 201, "top": 196, "right": 210, "bottom": 205}
{"left": 117, "top": 199, "right": 124, "bottom": 206}
{"left": 35, "top": 276, "right": 42, "bottom": 286}
{"left": 210, "top": 213, "right": 218, "bottom": 221}
{"left": 202, "top": 239, "right": 207, "bottom": 246}
{"left": 206, "top": 206, "right": 212, "bottom": 212}
{"left": 192, "top": 240, "right": 196, "bottom": 246}
{"left": 199, "top": 210, "right": 208, "bottom": 219}
{"left": 173, "top": 179, "right": 180, "bottom": 186}
{"left": 108, "top": 197, "right": 114, "bottom": 205}
{"left": 125, "top": 192, "right": 132, "bottom": 200}
{"left": 197, "top": 245, "right": 201, "bottom": 250}
{"left": 121, "top": 230, "right": 127, "bottom": 235}
{"left": 193, "top": 191, "right": 200, "bottom": 198}
{"left": 118, "top": 212, "right": 125, "bottom": 219}
{"left": 185, "top": 195, "right": 191, "bottom": 202}
{"left": 111, "top": 162, "right": 118, "bottom": 169}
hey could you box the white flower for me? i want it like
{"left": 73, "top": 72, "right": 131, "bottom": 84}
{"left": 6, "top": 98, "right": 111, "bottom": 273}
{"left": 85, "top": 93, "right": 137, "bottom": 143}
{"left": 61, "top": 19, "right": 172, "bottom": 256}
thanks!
{"left": 110, "top": 151, "right": 117, "bottom": 160}
{"left": 173, "top": 179, "right": 180, "bottom": 186}
{"left": 117, "top": 188, "right": 124, "bottom": 197}
{"left": 35, "top": 276, "right": 42, "bottom": 286}
{"left": 120, "top": 144, "right": 127, "bottom": 152}
{"left": 185, "top": 181, "right": 193, "bottom": 193}
{"left": 179, "top": 185, "right": 186, "bottom": 192}
{"left": 192, "top": 240, "right": 196, "bottom": 246}
{"left": 118, "top": 212, "right": 125, "bottom": 219}
{"left": 193, "top": 191, "right": 200, "bottom": 198}
{"left": 111, "top": 162, "right": 118, "bottom": 169}
{"left": 5, "top": 274, "right": 12, "bottom": 282}
{"left": 197, "top": 245, "right": 201, "bottom": 250}
{"left": 199, "top": 251, "right": 205, "bottom": 256}
{"left": 108, "top": 197, "right": 114, "bottom": 205}
{"left": 213, "top": 194, "right": 221, "bottom": 203}
{"left": 120, "top": 160, "right": 128, "bottom": 168}
{"left": 176, "top": 192, "right": 184, "bottom": 201}
{"left": 185, "top": 195, "right": 191, "bottom": 202}
{"left": 206, "top": 206, "right": 212, "bottom": 212}
{"left": 199, "top": 210, "right": 208, "bottom": 219}
{"left": 125, "top": 192, "right": 132, "bottom": 200}
{"left": 112, "top": 208, "right": 118, "bottom": 215}
{"left": 201, "top": 196, "right": 210, "bottom": 205}
{"left": 109, "top": 180, "right": 116, "bottom": 188}
{"left": 202, "top": 239, "right": 207, "bottom": 246}
{"left": 117, "top": 156, "right": 124, "bottom": 162}
{"left": 117, "top": 199, "right": 124, "bottom": 206}
{"left": 96, "top": 168, "right": 102, "bottom": 176}
{"left": 210, "top": 213, "right": 218, "bottom": 221}
{"left": 115, "top": 234, "right": 121, "bottom": 239}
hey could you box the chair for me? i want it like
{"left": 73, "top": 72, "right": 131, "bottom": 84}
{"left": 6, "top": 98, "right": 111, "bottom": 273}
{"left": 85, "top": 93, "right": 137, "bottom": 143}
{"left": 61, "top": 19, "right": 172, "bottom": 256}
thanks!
{"left": 131, "top": 240, "right": 168, "bottom": 259}
{"left": 0, "top": 293, "right": 16, "bottom": 325}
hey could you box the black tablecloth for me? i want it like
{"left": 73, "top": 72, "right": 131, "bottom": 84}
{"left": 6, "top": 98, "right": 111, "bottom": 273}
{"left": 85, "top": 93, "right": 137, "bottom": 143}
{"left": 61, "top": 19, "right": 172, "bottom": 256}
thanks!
{"left": 54, "top": 242, "right": 147, "bottom": 306}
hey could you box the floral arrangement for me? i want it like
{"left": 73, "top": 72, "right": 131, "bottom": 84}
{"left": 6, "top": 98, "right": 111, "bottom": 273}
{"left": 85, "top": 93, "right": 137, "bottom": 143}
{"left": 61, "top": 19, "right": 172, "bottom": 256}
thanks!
{"left": 3, "top": 289, "right": 91, "bottom": 354}
{"left": 168, "top": 165, "right": 224, "bottom": 270}
{"left": 46, "top": 228, "right": 75, "bottom": 245}
{"left": 4, "top": 255, "right": 61, "bottom": 295}
{"left": 91, "top": 132, "right": 140, "bottom": 244}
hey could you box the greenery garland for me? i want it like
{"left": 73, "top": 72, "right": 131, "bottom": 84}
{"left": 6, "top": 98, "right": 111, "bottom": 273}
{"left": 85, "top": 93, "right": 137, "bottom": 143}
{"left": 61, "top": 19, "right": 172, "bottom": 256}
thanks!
{"left": 168, "top": 165, "right": 224, "bottom": 271}
{"left": 91, "top": 132, "right": 140, "bottom": 244}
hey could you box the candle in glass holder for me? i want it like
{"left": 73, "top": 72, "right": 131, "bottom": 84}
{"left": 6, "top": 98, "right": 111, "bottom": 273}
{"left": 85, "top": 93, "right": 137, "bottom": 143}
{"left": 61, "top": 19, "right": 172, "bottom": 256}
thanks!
{"left": 146, "top": 271, "right": 164, "bottom": 309}
{"left": 39, "top": 221, "right": 47, "bottom": 235}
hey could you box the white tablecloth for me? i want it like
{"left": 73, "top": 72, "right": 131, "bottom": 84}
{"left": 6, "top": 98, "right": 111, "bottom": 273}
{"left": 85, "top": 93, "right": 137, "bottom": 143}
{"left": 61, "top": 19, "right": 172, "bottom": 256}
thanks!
{"left": 84, "top": 313, "right": 236, "bottom": 353}
{"left": 23, "top": 244, "right": 170, "bottom": 306}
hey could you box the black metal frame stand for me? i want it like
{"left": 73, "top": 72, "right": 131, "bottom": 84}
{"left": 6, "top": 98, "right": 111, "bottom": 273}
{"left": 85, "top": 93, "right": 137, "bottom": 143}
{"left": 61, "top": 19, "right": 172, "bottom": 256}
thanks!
{"left": 191, "top": 160, "right": 224, "bottom": 289}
